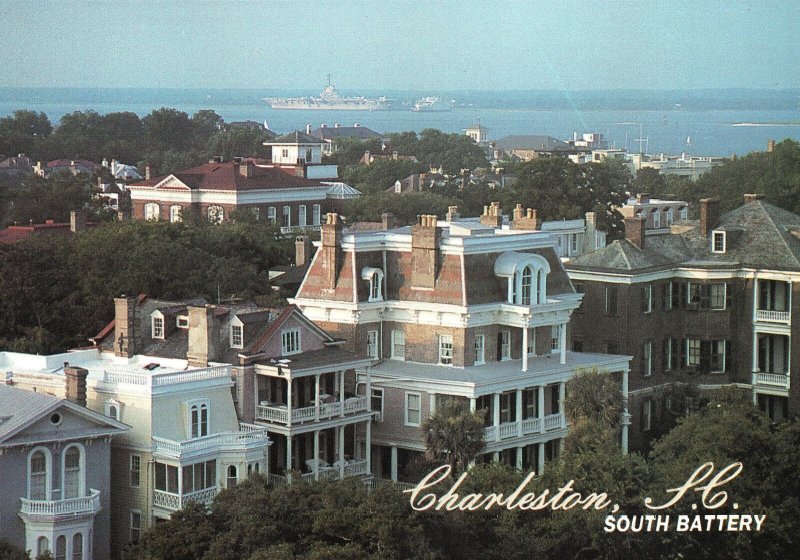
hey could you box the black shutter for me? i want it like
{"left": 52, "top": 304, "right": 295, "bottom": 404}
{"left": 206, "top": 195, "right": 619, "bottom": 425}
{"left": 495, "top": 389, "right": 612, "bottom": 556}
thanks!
{"left": 725, "top": 340, "right": 732, "bottom": 373}
{"left": 497, "top": 332, "right": 503, "bottom": 361}
{"left": 699, "top": 341, "right": 711, "bottom": 373}
{"left": 726, "top": 283, "right": 732, "bottom": 309}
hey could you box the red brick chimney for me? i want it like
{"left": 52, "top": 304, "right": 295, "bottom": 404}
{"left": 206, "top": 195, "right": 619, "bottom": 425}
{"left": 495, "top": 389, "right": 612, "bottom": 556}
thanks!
{"left": 145, "top": 164, "right": 151, "bottom": 181}
{"left": 699, "top": 198, "right": 720, "bottom": 237}
{"left": 625, "top": 216, "right": 646, "bottom": 250}
{"left": 411, "top": 214, "right": 441, "bottom": 289}
{"left": 320, "top": 213, "right": 343, "bottom": 289}
{"left": 64, "top": 364, "right": 88, "bottom": 407}
{"left": 636, "top": 192, "right": 651, "bottom": 204}
{"left": 480, "top": 201, "right": 502, "bottom": 227}
{"left": 511, "top": 203, "right": 541, "bottom": 230}
{"left": 295, "top": 235, "right": 313, "bottom": 267}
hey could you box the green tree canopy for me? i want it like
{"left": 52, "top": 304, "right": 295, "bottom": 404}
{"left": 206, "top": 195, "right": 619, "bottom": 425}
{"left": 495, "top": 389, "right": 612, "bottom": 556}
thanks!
{"left": 421, "top": 400, "right": 486, "bottom": 474}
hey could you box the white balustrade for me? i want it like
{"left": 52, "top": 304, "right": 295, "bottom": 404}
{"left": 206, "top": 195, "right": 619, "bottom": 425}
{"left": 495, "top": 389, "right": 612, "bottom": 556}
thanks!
{"left": 544, "top": 413, "right": 565, "bottom": 431}
{"left": 153, "top": 487, "right": 217, "bottom": 511}
{"left": 752, "top": 373, "right": 790, "bottom": 389}
{"left": 153, "top": 425, "right": 268, "bottom": 459}
{"left": 104, "top": 365, "right": 230, "bottom": 387}
{"left": 755, "top": 310, "right": 791, "bottom": 324}
{"left": 20, "top": 489, "right": 101, "bottom": 516}
{"left": 521, "top": 417, "right": 541, "bottom": 434}
{"left": 256, "top": 397, "right": 369, "bottom": 425}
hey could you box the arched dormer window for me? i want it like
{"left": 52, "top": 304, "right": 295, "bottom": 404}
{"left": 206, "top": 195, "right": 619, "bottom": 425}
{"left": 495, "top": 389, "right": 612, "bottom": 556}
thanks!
{"left": 494, "top": 251, "right": 551, "bottom": 307}
{"left": 230, "top": 317, "right": 243, "bottom": 349}
{"left": 361, "top": 267, "right": 385, "bottom": 302}
{"left": 150, "top": 310, "right": 165, "bottom": 340}
{"left": 62, "top": 443, "right": 85, "bottom": 499}
{"left": 28, "top": 447, "right": 51, "bottom": 500}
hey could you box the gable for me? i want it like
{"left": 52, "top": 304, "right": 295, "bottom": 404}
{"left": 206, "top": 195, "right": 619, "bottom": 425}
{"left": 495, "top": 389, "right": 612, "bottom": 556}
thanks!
{"left": 2, "top": 402, "right": 126, "bottom": 447}
{"left": 153, "top": 175, "right": 192, "bottom": 191}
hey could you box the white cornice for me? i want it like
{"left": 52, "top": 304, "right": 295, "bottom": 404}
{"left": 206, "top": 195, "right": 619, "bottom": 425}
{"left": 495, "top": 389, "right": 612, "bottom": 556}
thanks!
{"left": 567, "top": 266, "right": 800, "bottom": 284}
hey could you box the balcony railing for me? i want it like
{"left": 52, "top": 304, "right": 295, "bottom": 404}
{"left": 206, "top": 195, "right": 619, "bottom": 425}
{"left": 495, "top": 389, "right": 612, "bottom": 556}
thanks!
{"left": 269, "top": 459, "right": 370, "bottom": 485}
{"left": 20, "top": 489, "right": 101, "bottom": 517}
{"left": 256, "top": 397, "right": 370, "bottom": 425}
{"left": 153, "top": 423, "right": 269, "bottom": 459}
{"left": 367, "top": 478, "right": 417, "bottom": 491}
{"left": 752, "top": 372, "right": 790, "bottom": 389}
{"left": 280, "top": 225, "right": 321, "bottom": 235}
{"left": 755, "top": 309, "right": 791, "bottom": 324}
{"left": 483, "top": 413, "right": 565, "bottom": 442}
{"left": 103, "top": 365, "right": 230, "bottom": 388}
{"left": 153, "top": 487, "right": 217, "bottom": 511}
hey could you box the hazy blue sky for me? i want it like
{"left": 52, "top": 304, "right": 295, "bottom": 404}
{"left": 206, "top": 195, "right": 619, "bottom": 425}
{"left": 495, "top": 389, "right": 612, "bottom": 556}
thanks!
{"left": 1, "top": 0, "right": 798, "bottom": 91}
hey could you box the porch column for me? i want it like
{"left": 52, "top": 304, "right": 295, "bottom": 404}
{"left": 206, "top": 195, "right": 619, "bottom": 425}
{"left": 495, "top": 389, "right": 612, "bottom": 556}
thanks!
{"left": 493, "top": 393, "right": 501, "bottom": 442}
{"left": 365, "top": 366, "right": 371, "bottom": 415}
{"left": 516, "top": 446, "right": 523, "bottom": 470}
{"left": 752, "top": 331, "right": 760, "bottom": 372}
{"left": 621, "top": 368, "right": 629, "bottom": 455}
{"left": 286, "top": 377, "right": 293, "bottom": 428}
{"left": 390, "top": 446, "right": 398, "bottom": 481}
{"left": 339, "top": 426, "right": 345, "bottom": 479}
{"left": 559, "top": 323, "right": 567, "bottom": 364}
{"left": 315, "top": 373, "right": 321, "bottom": 421}
{"left": 429, "top": 393, "right": 436, "bottom": 416}
{"left": 558, "top": 382, "right": 566, "bottom": 417}
{"left": 286, "top": 435, "right": 293, "bottom": 483}
{"left": 469, "top": 397, "right": 476, "bottom": 413}
{"left": 365, "top": 421, "right": 372, "bottom": 474}
{"left": 522, "top": 328, "right": 529, "bottom": 372}
{"left": 538, "top": 386, "right": 545, "bottom": 434}
{"left": 516, "top": 389, "right": 523, "bottom": 437}
{"left": 492, "top": 451, "right": 500, "bottom": 462}
{"left": 313, "top": 430, "right": 320, "bottom": 481}
{"left": 339, "top": 370, "right": 345, "bottom": 416}
{"left": 537, "top": 442, "right": 545, "bottom": 475}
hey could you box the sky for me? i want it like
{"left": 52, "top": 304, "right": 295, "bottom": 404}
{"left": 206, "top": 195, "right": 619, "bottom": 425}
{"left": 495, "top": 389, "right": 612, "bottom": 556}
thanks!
{"left": 0, "top": 0, "right": 798, "bottom": 91}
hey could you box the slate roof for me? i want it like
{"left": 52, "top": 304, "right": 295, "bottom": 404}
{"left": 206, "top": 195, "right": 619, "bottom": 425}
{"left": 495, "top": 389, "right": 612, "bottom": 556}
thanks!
{"left": 567, "top": 200, "right": 800, "bottom": 274}
{"left": 266, "top": 131, "right": 326, "bottom": 144}
{"left": 495, "top": 135, "right": 572, "bottom": 152}
{"left": 311, "top": 126, "right": 381, "bottom": 140}
{"left": 129, "top": 161, "right": 326, "bottom": 191}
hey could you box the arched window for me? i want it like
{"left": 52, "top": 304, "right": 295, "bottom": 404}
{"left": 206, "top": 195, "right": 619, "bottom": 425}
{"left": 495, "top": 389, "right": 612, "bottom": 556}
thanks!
{"left": 665, "top": 208, "right": 674, "bottom": 226}
{"left": 72, "top": 533, "right": 83, "bottom": 560}
{"left": 361, "top": 268, "right": 385, "bottom": 302}
{"left": 37, "top": 537, "right": 49, "bottom": 557}
{"left": 56, "top": 535, "right": 66, "bottom": 560}
{"left": 679, "top": 206, "right": 688, "bottom": 220}
{"left": 144, "top": 203, "right": 160, "bottom": 221}
{"left": 652, "top": 209, "right": 661, "bottom": 229}
{"left": 227, "top": 465, "right": 238, "bottom": 487}
{"left": 169, "top": 205, "right": 182, "bottom": 223}
{"left": 520, "top": 266, "right": 533, "bottom": 305}
{"left": 190, "top": 403, "right": 208, "bottom": 438}
{"left": 63, "top": 445, "right": 84, "bottom": 499}
{"left": 207, "top": 205, "right": 224, "bottom": 224}
{"left": 29, "top": 448, "right": 50, "bottom": 500}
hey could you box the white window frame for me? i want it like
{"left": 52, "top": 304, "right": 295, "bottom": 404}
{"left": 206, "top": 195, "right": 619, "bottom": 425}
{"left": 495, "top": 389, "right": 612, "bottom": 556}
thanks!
{"left": 687, "top": 339, "right": 701, "bottom": 367}
{"left": 391, "top": 330, "right": 405, "bottom": 360}
{"left": 643, "top": 284, "right": 653, "bottom": 313}
{"left": 711, "top": 340, "right": 726, "bottom": 373}
{"left": 474, "top": 334, "right": 485, "bottom": 365}
{"left": 226, "top": 464, "right": 238, "bottom": 488}
{"left": 169, "top": 205, "right": 182, "bottom": 223}
{"left": 298, "top": 205, "right": 307, "bottom": 227}
{"left": 710, "top": 283, "right": 727, "bottom": 310}
{"left": 151, "top": 311, "right": 164, "bottom": 340}
{"left": 281, "top": 328, "right": 301, "bottom": 355}
{"left": 230, "top": 319, "right": 243, "bottom": 349}
{"left": 130, "top": 510, "right": 142, "bottom": 543}
{"left": 366, "top": 330, "right": 378, "bottom": 359}
{"left": 188, "top": 400, "right": 210, "bottom": 439}
{"left": 61, "top": 443, "right": 85, "bottom": 499}
{"left": 130, "top": 454, "right": 141, "bottom": 487}
{"left": 439, "top": 334, "right": 453, "bottom": 365}
{"left": 207, "top": 205, "right": 224, "bottom": 224}
{"left": 665, "top": 338, "right": 674, "bottom": 371}
{"left": 105, "top": 399, "right": 122, "bottom": 420}
{"left": 282, "top": 205, "right": 291, "bottom": 227}
{"left": 313, "top": 204, "right": 321, "bottom": 226}
{"left": 176, "top": 315, "right": 189, "bottom": 329}
{"left": 144, "top": 202, "right": 160, "bottom": 221}
{"left": 371, "top": 387, "right": 384, "bottom": 421}
{"left": 643, "top": 399, "right": 653, "bottom": 431}
{"left": 28, "top": 446, "right": 52, "bottom": 500}
{"left": 643, "top": 341, "right": 653, "bottom": 376}
{"left": 551, "top": 325, "right": 560, "bottom": 353}
{"left": 405, "top": 392, "right": 422, "bottom": 427}
{"left": 652, "top": 210, "right": 661, "bottom": 229}
{"left": 268, "top": 206, "right": 276, "bottom": 223}
{"left": 570, "top": 233, "right": 578, "bottom": 254}
{"left": 712, "top": 230, "right": 726, "bottom": 253}
{"left": 500, "top": 330, "right": 511, "bottom": 360}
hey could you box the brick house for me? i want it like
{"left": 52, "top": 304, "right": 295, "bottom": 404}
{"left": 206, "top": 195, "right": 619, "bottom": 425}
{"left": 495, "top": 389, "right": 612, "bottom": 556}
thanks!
{"left": 290, "top": 205, "right": 631, "bottom": 483}
{"left": 565, "top": 195, "right": 800, "bottom": 451}
{"left": 127, "top": 158, "right": 355, "bottom": 231}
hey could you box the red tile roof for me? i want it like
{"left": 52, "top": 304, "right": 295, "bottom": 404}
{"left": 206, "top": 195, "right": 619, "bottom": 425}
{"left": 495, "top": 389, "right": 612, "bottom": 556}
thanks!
{"left": 129, "top": 161, "right": 326, "bottom": 192}
{"left": 0, "top": 222, "right": 95, "bottom": 244}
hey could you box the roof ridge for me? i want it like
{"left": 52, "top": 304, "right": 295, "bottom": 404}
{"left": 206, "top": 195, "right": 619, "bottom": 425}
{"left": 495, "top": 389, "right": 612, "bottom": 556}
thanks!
{"left": 754, "top": 201, "right": 800, "bottom": 268}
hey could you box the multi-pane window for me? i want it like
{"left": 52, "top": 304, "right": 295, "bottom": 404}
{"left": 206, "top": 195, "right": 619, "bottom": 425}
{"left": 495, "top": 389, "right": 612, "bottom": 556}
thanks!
{"left": 664, "top": 338, "right": 679, "bottom": 371}
{"left": 605, "top": 286, "right": 618, "bottom": 315}
{"left": 642, "top": 284, "right": 653, "bottom": 313}
{"left": 499, "top": 392, "right": 514, "bottom": 423}
{"left": 521, "top": 266, "right": 533, "bottom": 305}
{"left": 169, "top": 205, "right": 182, "bottom": 223}
{"left": 642, "top": 399, "right": 653, "bottom": 431}
{"left": 281, "top": 328, "right": 301, "bottom": 355}
{"left": 190, "top": 403, "right": 208, "bottom": 438}
{"left": 130, "top": 454, "right": 141, "bottom": 487}
{"left": 370, "top": 273, "right": 382, "bottom": 300}
{"left": 298, "top": 205, "right": 307, "bottom": 227}
{"left": 391, "top": 330, "right": 405, "bottom": 360}
{"left": 500, "top": 331, "right": 511, "bottom": 360}
{"left": 439, "top": 335, "right": 453, "bottom": 365}
{"left": 29, "top": 450, "right": 47, "bottom": 500}
{"left": 652, "top": 210, "right": 661, "bottom": 229}
{"left": 710, "top": 284, "right": 726, "bottom": 309}
{"left": 642, "top": 341, "right": 653, "bottom": 376}
{"left": 527, "top": 329, "right": 536, "bottom": 355}
{"left": 405, "top": 392, "right": 421, "bottom": 426}
{"left": 367, "top": 330, "right": 378, "bottom": 359}
{"left": 130, "top": 511, "right": 142, "bottom": 542}
{"left": 712, "top": 231, "right": 726, "bottom": 253}
{"left": 687, "top": 339, "right": 701, "bottom": 366}
{"left": 688, "top": 282, "right": 728, "bottom": 310}
{"left": 230, "top": 324, "right": 243, "bottom": 348}
{"left": 710, "top": 340, "right": 726, "bottom": 373}
{"left": 662, "top": 282, "right": 674, "bottom": 310}
{"left": 182, "top": 460, "right": 217, "bottom": 494}
{"left": 72, "top": 534, "right": 82, "bottom": 560}
{"left": 371, "top": 388, "right": 384, "bottom": 420}
{"left": 570, "top": 233, "right": 578, "bottom": 254}
{"left": 282, "top": 205, "right": 291, "bottom": 227}
{"left": 313, "top": 204, "right": 321, "bottom": 225}
{"left": 152, "top": 316, "right": 164, "bottom": 339}
{"left": 551, "top": 325, "right": 560, "bottom": 352}
{"left": 56, "top": 535, "right": 66, "bottom": 560}
{"left": 268, "top": 206, "right": 276, "bottom": 223}
{"left": 144, "top": 203, "right": 160, "bottom": 220}
{"left": 474, "top": 334, "right": 485, "bottom": 364}
{"left": 227, "top": 465, "right": 238, "bottom": 487}
{"left": 63, "top": 446, "right": 81, "bottom": 499}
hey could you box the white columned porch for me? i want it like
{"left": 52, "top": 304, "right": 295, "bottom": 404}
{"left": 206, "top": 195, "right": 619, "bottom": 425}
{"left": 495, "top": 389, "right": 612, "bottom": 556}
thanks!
{"left": 493, "top": 393, "right": 501, "bottom": 442}
{"left": 339, "top": 370, "right": 345, "bottom": 416}
{"left": 559, "top": 323, "right": 567, "bottom": 365}
{"left": 538, "top": 386, "right": 545, "bottom": 434}
{"left": 286, "top": 377, "right": 293, "bottom": 428}
{"left": 286, "top": 435, "right": 293, "bottom": 483}
{"left": 390, "top": 446, "right": 398, "bottom": 481}
{"left": 522, "top": 327, "right": 529, "bottom": 371}
{"left": 365, "top": 421, "right": 372, "bottom": 474}
{"left": 314, "top": 373, "right": 321, "bottom": 421}
{"left": 621, "top": 368, "right": 629, "bottom": 455}
{"left": 537, "top": 442, "right": 545, "bottom": 475}
{"left": 338, "top": 426, "right": 345, "bottom": 478}
{"left": 313, "top": 430, "right": 320, "bottom": 480}
{"left": 515, "top": 389, "right": 523, "bottom": 437}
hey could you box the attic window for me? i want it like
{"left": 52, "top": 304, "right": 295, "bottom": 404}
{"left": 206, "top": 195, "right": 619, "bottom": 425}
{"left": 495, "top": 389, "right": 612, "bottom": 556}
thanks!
{"left": 712, "top": 230, "right": 726, "bottom": 254}
{"left": 176, "top": 315, "right": 189, "bottom": 329}
{"left": 151, "top": 313, "right": 164, "bottom": 339}
{"left": 361, "top": 267, "right": 385, "bottom": 302}
{"left": 231, "top": 324, "right": 243, "bottom": 349}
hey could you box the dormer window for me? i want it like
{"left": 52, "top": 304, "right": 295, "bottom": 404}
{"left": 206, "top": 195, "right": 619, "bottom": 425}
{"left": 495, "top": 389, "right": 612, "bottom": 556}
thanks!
{"left": 176, "top": 315, "right": 189, "bottom": 329}
{"left": 151, "top": 311, "right": 164, "bottom": 339}
{"left": 495, "top": 252, "right": 551, "bottom": 307}
{"left": 230, "top": 322, "right": 243, "bottom": 349}
{"left": 712, "top": 230, "right": 726, "bottom": 254}
{"left": 361, "top": 267, "right": 385, "bottom": 302}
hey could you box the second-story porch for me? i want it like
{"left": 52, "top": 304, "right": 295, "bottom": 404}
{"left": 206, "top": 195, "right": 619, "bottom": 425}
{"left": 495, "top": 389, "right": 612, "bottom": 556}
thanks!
{"left": 754, "top": 278, "right": 792, "bottom": 326}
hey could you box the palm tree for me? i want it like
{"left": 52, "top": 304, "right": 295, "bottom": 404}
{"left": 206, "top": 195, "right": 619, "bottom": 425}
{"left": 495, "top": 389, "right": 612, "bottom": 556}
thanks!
{"left": 421, "top": 400, "right": 485, "bottom": 474}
